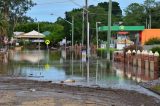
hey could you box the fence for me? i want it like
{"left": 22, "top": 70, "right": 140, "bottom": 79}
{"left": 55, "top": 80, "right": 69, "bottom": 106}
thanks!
{"left": 113, "top": 50, "right": 160, "bottom": 78}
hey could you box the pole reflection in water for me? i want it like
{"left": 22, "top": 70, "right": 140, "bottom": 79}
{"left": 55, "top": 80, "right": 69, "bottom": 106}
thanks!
{"left": 80, "top": 60, "right": 84, "bottom": 77}
{"left": 144, "top": 61, "right": 149, "bottom": 81}
{"left": 3, "top": 49, "right": 160, "bottom": 92}
{"left": 96, "top": 59, "right": 99, "bottom": 84}
{"left": 150, "top": 61, "right": 154, "bottom": 80}
{"left": 60, "top": 49, "right": 66, "bottom": 64}
{"left": 72, "top": 52, "right": 73, "bottom": 76}
{"left": 38, "top": 50, "right": 40, "bottom": 69}
{"left": 87, "top": 60, "right": 90, "bottom": 85}
{"left": 81, "top": 50, "right": 86, "bottom": 77}
{"left": 132, "top": 66, "right": 136, "bottom": 81}
{"left": 114, "top": 60, "right": 159, "bottom": 83}
{"left": 137, "top": 67, "right": 141, "bottom": 82}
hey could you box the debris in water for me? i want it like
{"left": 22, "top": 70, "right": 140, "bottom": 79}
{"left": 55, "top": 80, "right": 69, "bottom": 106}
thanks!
{"left": 60, "top": 79, "right": 75, "bottom": 83}
{"left": 29, "top": 88, "right": 36, "bottom": 92}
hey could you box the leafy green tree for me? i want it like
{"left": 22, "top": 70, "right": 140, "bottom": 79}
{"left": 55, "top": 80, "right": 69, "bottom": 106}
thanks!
{"left": 123, "top": 3, "right": 145, "bottom": 25}
{"left": 124, "top": 0, "right": 160, "bottom": 28}
{"left": 58, "top": 1, "right": 122, "bottom": 44}
{"left": 151, "top": 4, "right": 160, "bottom": 28}
{"left": 0, "top": 14, "right": 8, "bottom": 36}
{"left": 45, "top": 24, "right": 64, "bottom": 43}
{"left": 0, "top": 13, "right": 8, "bottom": 47}
{"left": 0, "top": 0, "right": 36, "bottom": 38}
{"left": 98, "top": 1, "right": 122, "bottom": 18}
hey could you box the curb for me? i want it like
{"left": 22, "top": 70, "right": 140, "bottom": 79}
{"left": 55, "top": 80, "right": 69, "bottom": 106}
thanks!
{"left": 140, "top": 84, "right": 160, "bottom": 95}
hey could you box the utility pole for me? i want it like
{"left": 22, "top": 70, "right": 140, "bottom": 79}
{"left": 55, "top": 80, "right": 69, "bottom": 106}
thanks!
{"left": 149, "top": 14, "right": 151, "bottom": 29}
{"left": 82, "top": 9, "right": 84, "bottom": 46}
{"left": 87, "top": 22, "right": 90, "bottom": 57}
{"left": 38, "top": 21, "right": 40, "bottom": 50}
{"left": 107, "top": 0, "right": 112, "bottom": 60}
{"left": 146, "top": 18, "right": 148, "bottom": 29}
{"left": 72, "top": 16, "right": 74, "bottom": 50}
{"left": 85, "top": 0, "right": 88, "bottom": 26}
{"left": 96, "top": 22, "right": 98, "bottom": 49}
{"left": 96, "top": 22, "right": 101, "bottom": 49}
{"left": 146, "top": 0, "right": 152, "bottom": 29}
{"left": 85, "top": 0, "right": 90, "bottom": 57}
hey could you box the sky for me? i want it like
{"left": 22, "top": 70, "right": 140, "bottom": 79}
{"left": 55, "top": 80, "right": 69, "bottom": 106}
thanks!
{"left": 26, "top": 0, "right": 145, "bottom": 22}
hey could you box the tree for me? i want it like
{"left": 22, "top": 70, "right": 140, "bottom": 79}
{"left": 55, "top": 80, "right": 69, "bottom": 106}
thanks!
{"left": 123, "top": 3, "right": 145, "bottom": 25}
{"left": 0, "top": 14, "right": 8, "bottom": 36}
{"left": 58, "top": 1, "right": 122, "bottom": 44}
{"left": 98, "top": 1, "right": 122, "bottom": 18}
{"left": 45, "top": 24, "right": 64, "bottom": 44}
{"left": 0, "top": 13, "right": 8, "bottom": 47}
{"left": 0, "top": 0, "right": 36, "bottom": 38}
{"left": 124, "top": 0, "right": 160, "bottom": 28}
{"left": 151, "top": 2, "right": 160, "bottom": 28}
{"left": 144, "top": 0, "right": 160, "bottom": 28}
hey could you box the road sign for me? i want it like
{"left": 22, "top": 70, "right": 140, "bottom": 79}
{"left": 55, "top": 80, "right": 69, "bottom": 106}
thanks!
{"left": 82, "top": 50, "right": 86, "bottom": 62}
{"left": 98, "top": 26, "right": 145, "bottom": 31}
{"left": 45, "top": 40, "right": 50, "bottom": 45}
{"left": 119, "top": 25, "right": 125, "bottom": 30}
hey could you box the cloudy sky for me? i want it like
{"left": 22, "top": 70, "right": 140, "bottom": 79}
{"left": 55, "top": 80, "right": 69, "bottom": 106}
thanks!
{"left": 26, "top": 0, "right": 146, "bottom": 22}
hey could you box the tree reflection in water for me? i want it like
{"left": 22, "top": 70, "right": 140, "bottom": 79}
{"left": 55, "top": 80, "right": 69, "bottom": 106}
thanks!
{"left": 1, "top": 50, "right": 157, "bottom": 89}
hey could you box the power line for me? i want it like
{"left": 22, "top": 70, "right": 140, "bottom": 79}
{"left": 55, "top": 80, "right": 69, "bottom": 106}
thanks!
{"left": 37, "top": 0, "right": 70, "bottom": 5}
{"left": 69, "top": 0, "right": 84, "bottom": 8}
{"left": 69, "top": 0, "right": 89, "bottom": 12}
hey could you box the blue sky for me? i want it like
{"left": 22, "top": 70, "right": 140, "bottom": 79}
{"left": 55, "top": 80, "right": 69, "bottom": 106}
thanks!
{"left": 26, "top": 0, "right": 145, "bottom": 22}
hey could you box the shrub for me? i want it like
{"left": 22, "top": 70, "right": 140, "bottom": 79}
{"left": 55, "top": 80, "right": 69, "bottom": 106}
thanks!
{"left": 145, "top": 37, "right": 160, "bottom": 45}
{"left": 123, "top": 45, "right": 143, "bottom": 53}
{"left": 151, "top": 46, "right": 160, "bottom": 54}
{"left": 97, "top": 48, "right": 116, "bottom": 59}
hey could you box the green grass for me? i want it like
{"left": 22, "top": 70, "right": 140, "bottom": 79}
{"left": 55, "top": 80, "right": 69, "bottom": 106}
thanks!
{"left": 96, "top": 48, "right": 117, "bottom": 59}
{"left": 152, "top": 85, "right": 160, "bottom": 92}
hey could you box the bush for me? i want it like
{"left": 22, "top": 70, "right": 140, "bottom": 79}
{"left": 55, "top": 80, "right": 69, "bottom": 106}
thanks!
{"left": 151, "top": 46, "right": 160, "bottom": 54}
{"left": 123, "top": 45, "right": 143, "bottom": 53}
{"left": 145, "top": 37, "right": 160, "bottom": 45}
{"left": 97, "top": 48, "right": 116, "bottom": 59}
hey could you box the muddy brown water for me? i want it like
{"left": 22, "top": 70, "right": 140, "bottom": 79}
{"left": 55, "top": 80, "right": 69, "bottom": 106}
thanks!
{"left": 0, "top": 50, "right": 160, "bottom": 99}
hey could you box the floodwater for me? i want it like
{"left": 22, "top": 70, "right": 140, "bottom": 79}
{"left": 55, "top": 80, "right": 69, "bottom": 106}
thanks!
{"left": 0, "top": 49, "right": 160, "bottom": 98}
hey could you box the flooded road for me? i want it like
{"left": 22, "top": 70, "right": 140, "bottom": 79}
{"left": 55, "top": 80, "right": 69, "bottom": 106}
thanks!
{"left": 0, "top": 49, "right": 160, "bottom": 98}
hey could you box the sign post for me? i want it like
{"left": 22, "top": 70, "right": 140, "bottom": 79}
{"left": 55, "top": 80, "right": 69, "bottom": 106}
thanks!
{"left": 45, "top": 40, "right": 50, "bottom": 50}
{"left": 82, "top": 50, "right": 86, "bottom": 62}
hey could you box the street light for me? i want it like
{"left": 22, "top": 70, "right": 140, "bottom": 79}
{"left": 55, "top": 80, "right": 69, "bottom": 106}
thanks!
{"left": 50, "top": 14, "right": 74, "bottom": 50}
{"left": 107, "top": 0, "right": 112, "bottom": 60}
{"left": 96, "top": 22, "right": 101, "bottom": 49}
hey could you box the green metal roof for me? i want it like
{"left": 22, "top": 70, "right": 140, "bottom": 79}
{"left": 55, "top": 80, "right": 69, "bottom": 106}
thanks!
{"left": 42, "top": 31, "right": 51, "bottom": 36}
{"left": 98, "top": 26, "right": 145, "bottom": 31}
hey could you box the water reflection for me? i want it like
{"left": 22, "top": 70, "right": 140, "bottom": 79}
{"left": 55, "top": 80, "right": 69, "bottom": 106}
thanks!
{"left": 96, "top": 60, "right": 98, "bottom": 84}
{"left": 113, "top": 62, "right": 158, "bottom": 83}
{"left": 60, "top": 49, "right": 66, "bottom": 63}
{"left": 10, "top": 50, "right": 45, "bottom": 63}
{"left": 1, "top": 50, "right": 160, "bottom": 99}
{"left": 87, "top": 60, "right": 90, "bottom": 85}
{"left": 0, "top": 50, "right": 159, "bottom": 89}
